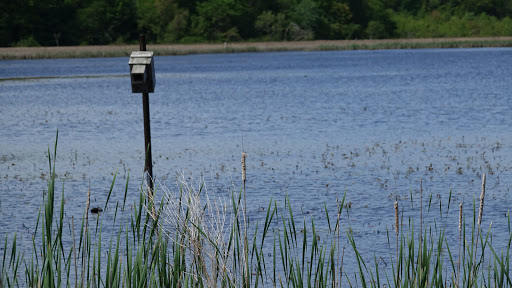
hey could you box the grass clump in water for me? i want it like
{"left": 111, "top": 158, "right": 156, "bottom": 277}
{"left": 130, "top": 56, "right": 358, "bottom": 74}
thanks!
{"left": 1, "top": 134, "right": 511, "bottom": 287}
{"left": 349, "top": 175, "right": 512, "bottom": 288}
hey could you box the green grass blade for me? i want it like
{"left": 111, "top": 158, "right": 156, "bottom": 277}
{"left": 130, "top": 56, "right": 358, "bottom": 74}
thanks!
{"left": 104, "top": 168, "right": 118, "bottom": 211}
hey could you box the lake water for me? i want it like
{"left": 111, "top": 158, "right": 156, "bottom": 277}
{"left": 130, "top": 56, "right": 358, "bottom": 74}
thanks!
{"left": 1, "top": 48, "right": 512, "bottom": 282}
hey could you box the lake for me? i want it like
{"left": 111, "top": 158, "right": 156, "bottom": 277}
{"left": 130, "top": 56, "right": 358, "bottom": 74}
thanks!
{"left": 1, "top": 47, "right": 512, "bottom": 281}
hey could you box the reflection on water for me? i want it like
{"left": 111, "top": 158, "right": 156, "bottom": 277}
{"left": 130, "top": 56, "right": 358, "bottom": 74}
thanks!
{"left": 1, "top": 48, "right": 512, "bottom": 279}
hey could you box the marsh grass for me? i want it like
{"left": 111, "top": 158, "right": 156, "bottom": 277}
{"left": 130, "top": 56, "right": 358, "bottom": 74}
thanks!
{"left": 350, "top": 175, "right": 512, "bottom": 288}
{"left": 2, "top": 37, "right": 512, "bottom": 60}
{"left": 0, "top": 135, "right": 511, "bottom": 287}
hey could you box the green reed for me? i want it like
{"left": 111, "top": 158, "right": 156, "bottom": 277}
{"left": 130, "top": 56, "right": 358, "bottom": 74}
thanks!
{"left": 0, "top": 134, "right": 511, "bottom": 287}
{"left": 349, "top": 178, "right": 512, "bottom": 288}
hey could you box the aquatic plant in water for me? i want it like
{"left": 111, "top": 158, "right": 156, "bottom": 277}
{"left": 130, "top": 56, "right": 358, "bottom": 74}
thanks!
{"left": 0, "top": 134, "right": 511, "bottom": 287}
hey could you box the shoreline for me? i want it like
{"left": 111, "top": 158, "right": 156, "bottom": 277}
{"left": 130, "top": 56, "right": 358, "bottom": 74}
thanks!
{"left": 1, "top": 36, "right": 512, "bottom": 60}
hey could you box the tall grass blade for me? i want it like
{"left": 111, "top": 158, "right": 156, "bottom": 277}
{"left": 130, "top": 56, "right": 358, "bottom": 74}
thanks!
{"left": 104, "top": 168, "right": 118, "bottom": 211}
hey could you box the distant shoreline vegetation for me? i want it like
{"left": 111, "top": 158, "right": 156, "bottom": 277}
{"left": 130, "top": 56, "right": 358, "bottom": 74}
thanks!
{"left": 1, "top": 37, "right": 512, "bottom": 60}
{"left": 3, "top": 0, "right": 512, "bottom": 49}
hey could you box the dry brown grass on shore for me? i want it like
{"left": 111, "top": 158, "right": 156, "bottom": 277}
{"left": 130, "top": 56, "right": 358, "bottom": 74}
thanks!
{"left": 2, "top": 37, "right": 512, "bottom": 60}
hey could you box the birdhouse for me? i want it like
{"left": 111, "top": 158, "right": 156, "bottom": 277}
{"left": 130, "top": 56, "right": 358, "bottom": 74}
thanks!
{"left": 129, "top": 51, "right": 155, "bottom": 93}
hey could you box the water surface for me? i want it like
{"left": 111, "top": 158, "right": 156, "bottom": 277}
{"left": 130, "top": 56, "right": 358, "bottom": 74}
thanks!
{"left": 1, "top": 48, "right": 512, "bottom": 280}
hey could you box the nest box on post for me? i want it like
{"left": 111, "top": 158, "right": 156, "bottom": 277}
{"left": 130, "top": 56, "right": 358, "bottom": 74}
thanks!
{"left": 129, "top": 51, "right": 155, "bottom": 93}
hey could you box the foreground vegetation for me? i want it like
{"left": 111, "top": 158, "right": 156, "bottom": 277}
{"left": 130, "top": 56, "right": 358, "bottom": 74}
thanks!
{"left": 1, "top": 136, "right": 511, "bottom": 287}
{"left": 3, "top": 0, "right": 512, "bottom": 47}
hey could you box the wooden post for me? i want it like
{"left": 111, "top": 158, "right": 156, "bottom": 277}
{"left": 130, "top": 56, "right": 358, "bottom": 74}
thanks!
{"left": 139, "top": 34, "right": 153, "bottom": 195}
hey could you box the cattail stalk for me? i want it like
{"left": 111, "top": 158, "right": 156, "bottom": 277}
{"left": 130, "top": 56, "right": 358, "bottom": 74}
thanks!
{"left": 241, "top": 152, "right": 247, "bottom": 229}
{"left": 472, "top": 173, "right": 486, "bottom": 281}
{"left": 85, "top": 181, "right": 90, "bottom": 231}
{"left": 82, "top": 181, "right": 91, "bottom": 288}
{"left": 72, "top": 216, "right": 77, "bottom": 288}
{"left": 418, "top": 179, "right": 423, "bottom": 284}
{"left": 336, "top": 198, "right": 342, "bottom": 288}
{"left": 241, "top": 152, "right": 248, "bottom": 287}
{"left": 458, "top": 201, "right": 462, "bottom": 288}
{"left": 395, "top": 201, "right": 399, "bottom": 234}
{"left": 395, "top": 200, "right": 399, "bottom": 286}
{"left": 340, "top": 247, "right": 345, "bottom": 288}
{"left": 478, "top": 173, "right": 486, "bottom": 228}
{"left": 242, "top": 152, "right": 247, "bottom": 184}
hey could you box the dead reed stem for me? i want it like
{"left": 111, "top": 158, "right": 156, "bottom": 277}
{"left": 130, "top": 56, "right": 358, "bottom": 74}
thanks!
{"left": 155, "top": 174, "right": 231, "bottom": 286}
{"left": 148, "top": 175, "right": 157, "bottom": 220}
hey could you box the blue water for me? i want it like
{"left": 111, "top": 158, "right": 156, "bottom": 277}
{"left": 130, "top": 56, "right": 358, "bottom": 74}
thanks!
{"left": 1, "top": 48, "right": 512, "bottom": 282}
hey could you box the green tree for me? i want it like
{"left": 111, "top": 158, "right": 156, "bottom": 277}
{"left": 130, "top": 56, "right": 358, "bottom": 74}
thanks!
{"left": 462, "top": 0, "right": 512, "bottom": 18}
{"left": 255, "top": 10, "right": 288, "bottom": 40}
{"left": 28, "top": 0, "right": 81, "bottom": 46}
{"left": 319, "top": 2, "right": 358, "bottom": 39}
{"left": 136, "top": 0, "right": 180, "bottom": 43}
{"left": 346, "top": 0, "right": 369, "bottom": 37}
{"left": 250, "top": 0, "right": 280, "bottom": 11}
{"left": 3, "top": 0, "right": 512, "bottom": 47}
{"left": 288, "top": 0, "right": 318, "bottom": 31}
{"left": 193, "top": 0, "right": 244, "bottom": 41}
{"left": 175, "top": 0, "right": 200, "bottom": 13}
{"left": 366, "top": 0, "right": 396, "bottom": 38}
{"left": 162, "top": 9, "right": 190, "bottom": 42}
{"left": 399, "top": 0, "right": 423, "bottom": 13}
{"left": 78, "top": 0, "right": 136, "bottom": 44}
{"left": 366, "top": 20, "right": 387, "bottom": 38}
{"left": 0, "top": 0, "right": 35, "bottom": 46}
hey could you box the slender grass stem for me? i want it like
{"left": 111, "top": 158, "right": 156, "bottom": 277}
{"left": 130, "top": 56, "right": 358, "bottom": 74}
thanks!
{"left": 472, "top": 173, "right": 486, "bottom": 282}
{"left": 395, "top": 200, "right": 399, "bottom": 287}
{"left": 458, "top": 201, "right": 462, "bottom": 288}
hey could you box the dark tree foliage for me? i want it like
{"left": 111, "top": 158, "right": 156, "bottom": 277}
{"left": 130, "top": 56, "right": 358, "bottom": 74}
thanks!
{"left": 79, "top": 0, "right": 138, "bottom": 44}
{"left": 2, "top": 0, "right": 512, "bottom": 46}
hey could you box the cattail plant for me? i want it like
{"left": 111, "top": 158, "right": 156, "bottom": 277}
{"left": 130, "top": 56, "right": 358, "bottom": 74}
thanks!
{"left": 419, "top": 178, "right": 423, "bottom": 284}
{"left": 458, "top": 201, "right": 462, "bottom": 287}
{"left": 394, "top": 200, "right": 399, "bottom": 286}
{"left": 337, "top": 198, "right": 342, "bottom": 288}
{"left": 4, "top": 133, "right": 512, "bottom": 288}
{"left": 478, "top": 174, "right": 486, "bottom": 230}
{"left": 241, "top": 152, "right": 247, "bottom": 184}
{"left": 72, "top": 216, "right": 77, "bottom": 287}
{"left": 241, "top": 152, "right": 249, "bottom": 287}
{"left": 472, "top": 173, "right": 486, "bottom": 279}
{"left": 81, "top": 181, "right": 91, "bottom": 288}
{"left": 241, "top": 152, "right": 247, "bottom": 230}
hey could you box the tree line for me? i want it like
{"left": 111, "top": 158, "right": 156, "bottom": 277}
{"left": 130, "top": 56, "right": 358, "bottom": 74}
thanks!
{"left": 2, "top": 0, "right": 512, "bottom": 47}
